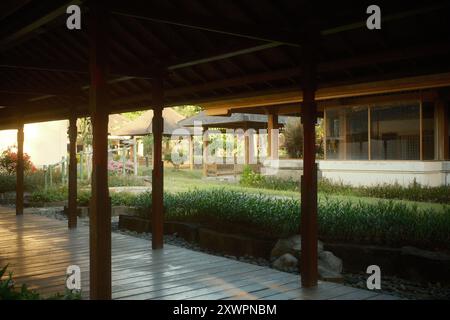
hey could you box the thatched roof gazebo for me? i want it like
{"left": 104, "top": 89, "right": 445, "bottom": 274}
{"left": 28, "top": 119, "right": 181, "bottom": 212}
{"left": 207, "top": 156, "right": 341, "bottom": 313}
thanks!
{"left": 178, "top": 111, "right": 289, "bottom": 129}
{"left": 108, "top": 113, "right": 132, "bottom": 136}
{"left": 179, "top": 111, "right": 292, "bottom": 176}
{"left": 115, "top": 107, "right": 192, "bottom": 137}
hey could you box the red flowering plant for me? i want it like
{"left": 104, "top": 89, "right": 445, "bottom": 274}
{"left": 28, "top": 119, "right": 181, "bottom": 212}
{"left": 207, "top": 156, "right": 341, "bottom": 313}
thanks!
{"left": 0, "top": 147, "right": 36, "bottom": 175}
{"left": 108, "top": 159, "right": 133, "bottom": 175}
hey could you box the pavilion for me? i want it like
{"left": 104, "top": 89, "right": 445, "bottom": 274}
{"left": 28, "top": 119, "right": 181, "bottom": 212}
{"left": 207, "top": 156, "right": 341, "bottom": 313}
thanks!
{"left": 178, "top": 111, "right": 291, "bottom": 176}
{"left": 114, "top": 107, "right": 194, "bottom": 169}
{"left": 0, "top": 0, "right": 449, "bottom": 299}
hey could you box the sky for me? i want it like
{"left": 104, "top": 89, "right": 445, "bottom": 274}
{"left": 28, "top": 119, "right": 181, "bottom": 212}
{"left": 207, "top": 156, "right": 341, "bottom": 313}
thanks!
{"left": 0, "top": 120, "right": 68, "bottom": 167}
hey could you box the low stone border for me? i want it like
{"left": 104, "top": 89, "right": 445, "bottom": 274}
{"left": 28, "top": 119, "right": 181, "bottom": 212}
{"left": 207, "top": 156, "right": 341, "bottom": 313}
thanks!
{"left": 63, "top": 205, "right": 141, "bottom": 218}
{"left": 118, "top": 214, "right": 276, "bottom": 259}
{"left": 325, "top": 243, "right": 450, "bottom": 285}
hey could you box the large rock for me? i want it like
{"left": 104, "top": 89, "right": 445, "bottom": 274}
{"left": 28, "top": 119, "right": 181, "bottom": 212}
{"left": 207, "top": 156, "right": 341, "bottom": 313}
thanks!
{"left": 271, "top": 235, "right": 343, "bottom": 282}
{"left": 319, "top": 250, "right": 343, "bottom": 274}
{"left": 318, "top": 250, "right": 344, "bottom": 282}
{"left": 270, "top": 235, "right": 324, "bottom": 260}
{"left": 272, "top": 253, "right": 298, "bottom": 272}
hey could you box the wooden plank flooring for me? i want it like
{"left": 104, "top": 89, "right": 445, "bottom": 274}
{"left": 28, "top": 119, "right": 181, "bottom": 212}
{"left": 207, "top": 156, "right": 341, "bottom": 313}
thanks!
{"left": 0, "top": 209, "right": 399, "bottom": 300}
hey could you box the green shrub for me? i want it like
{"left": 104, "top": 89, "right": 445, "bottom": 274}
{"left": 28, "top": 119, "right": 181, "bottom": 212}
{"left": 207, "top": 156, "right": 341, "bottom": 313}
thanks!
{"left": 130, "top": 189, "right": 450, "bottom": 248}
{"left": 30, "top": 186, "right": 68, "bottom": 203}
{"left": 76, "top": 190, "right": 139, "bottom": 207}
{"left": 0, "top": 264, "right": 81, "bottom": 300}
{"left": 240, "top": 165, "right": 266, "bottom": 188}
{"left": 108, "top": 175, "right": 146, "bottom": 187}
{"left": 0, "top": 174, "right": 16, "bottom": 193}
{"left": 239, "top": 167, "right": 450, "bottom": 204}
{"left": 111, "top": 192, "right": 138, "bottom": 206}
{"left": 1, "top": 171, "right": 56, "bottom": 194}
{"left": 77, "top": 190, "right": 91, "bottom": 206}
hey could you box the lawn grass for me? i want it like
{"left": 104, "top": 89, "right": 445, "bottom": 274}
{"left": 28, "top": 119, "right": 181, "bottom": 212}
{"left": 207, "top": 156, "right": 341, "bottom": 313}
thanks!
{"left": 163, "top": 169, "right": 447, "bottom": 212}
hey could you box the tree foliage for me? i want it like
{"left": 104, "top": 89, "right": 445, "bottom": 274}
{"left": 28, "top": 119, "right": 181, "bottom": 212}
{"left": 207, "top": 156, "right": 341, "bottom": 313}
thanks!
{"left": 173, "top": 105, "right": 202, "bottom": 117}
{"left": 0, "top": 147, "right": 35, "bottom": 174}
{"left": 283, "top": 118, "right": 324, "bottom": 159}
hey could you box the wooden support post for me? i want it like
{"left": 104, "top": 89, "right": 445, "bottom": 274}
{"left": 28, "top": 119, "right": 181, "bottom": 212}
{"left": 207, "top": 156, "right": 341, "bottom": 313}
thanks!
{"left": 16, "top": 123, "right": 24, "bottom": 216}
{"left": 133, "top": 136, "right": 138, "bottom": 176}
{"left": 152, "top": 77, "right": 164, "bottom": 250}
{"left": 445, "top": 103, "right": 449, "bottom": 160}
{"left": 202, "top": 127, "right": 209, "bottom": 176}
{"left": 247, "top": 129, "right": 256, "bottom": 165}
{"left": 267, "top": 114, "right": 279, "bottom": 159}
{"left": 88, "top": 1, "right": 111, "bottom": 300}
{"left": 300, "top": 38, "right": 319, "bottom": 288}
{"left": 436, "top": 100, "right": 449, "bottom": 160}
{"left": 189, "top": 135, "right": 194, "bottom": 170}
{"left": 68, "top": 114, "right": 78, "bottom": 229}
{"left": 244, "top": 129, "right": 250, "bottom": 165}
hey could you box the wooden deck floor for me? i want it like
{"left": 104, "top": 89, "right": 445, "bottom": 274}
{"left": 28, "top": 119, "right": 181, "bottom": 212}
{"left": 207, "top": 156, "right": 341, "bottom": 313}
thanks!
{"left": 0, "top": 208, "right": 398, "bottom": 300}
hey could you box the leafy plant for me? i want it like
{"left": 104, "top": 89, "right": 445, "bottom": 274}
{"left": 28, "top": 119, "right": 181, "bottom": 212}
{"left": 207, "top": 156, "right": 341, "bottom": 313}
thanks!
{"left": 239, "top": 167, "right": 450, "bottom": 204}
{"left": 0, "top": 264, "right": 81, "bottom": 300}
{"left": 240, "top": 165, "right": 266, "bottom": 188}
{"left": 127, "top": 189, "right": 450, "bottom": 249}
{"left": 30, "top": 186, "right": 68, "bottom": 203}
{"left": 0, "top": 147, "right": 36, "bottom": 174}
{"left": 0, "top": 264, "right": 40, "bottom": 300}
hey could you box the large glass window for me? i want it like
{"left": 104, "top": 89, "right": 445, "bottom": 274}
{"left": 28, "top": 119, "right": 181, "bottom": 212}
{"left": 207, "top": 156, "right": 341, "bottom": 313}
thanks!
{"left": 422, "top": 102, "right": 435, "bottom": 160}
{"left": 325, "top": 109, "right": 342, "bottom": 159}
{"left": 370, "top": 103, "right": 420, "bottom": 160}
{"left": 325, "top": 106, "right": 368, "bottom": 160}
{"left": 346, "top": 107, "right": 368, "bottom": 160}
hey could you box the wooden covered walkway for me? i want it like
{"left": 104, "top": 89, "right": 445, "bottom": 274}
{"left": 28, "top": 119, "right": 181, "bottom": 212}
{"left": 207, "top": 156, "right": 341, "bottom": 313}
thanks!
{"left": 0, "top": 208, "right": 397, "bottom": 300}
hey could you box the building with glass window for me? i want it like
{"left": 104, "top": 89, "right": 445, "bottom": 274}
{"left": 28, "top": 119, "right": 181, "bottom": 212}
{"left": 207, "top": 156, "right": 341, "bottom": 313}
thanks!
{"left": 319, "top": 96, "right": 449, "bottom": 186}
{"left": 204, "top": 85, "right": 450, "bottom": 187}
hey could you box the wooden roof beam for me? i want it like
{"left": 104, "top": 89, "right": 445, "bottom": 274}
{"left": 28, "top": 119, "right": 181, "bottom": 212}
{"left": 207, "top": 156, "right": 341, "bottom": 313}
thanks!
{"left": 0, "top": 0, "right": 83, "bottom": 51}
{"left": 111, "top": 2, "right": 449, "bottom": 49}
{"left": 0, "top": 60, "right": 163, "bottom": 79}
{"left": 110, "top": 3, "right": 303, "bottom": 47}
{"left": 201, "top": 72, "right": 450, "bottom": 114}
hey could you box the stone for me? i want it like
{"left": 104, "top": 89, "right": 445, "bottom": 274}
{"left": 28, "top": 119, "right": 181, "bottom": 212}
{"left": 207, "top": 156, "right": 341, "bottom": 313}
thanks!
{"left": 270, "top": 235, "right": 324, "bottom": 260}
{"left": 319, "top": 250, "right": 343, "bottom": 273}
{"left": 271, "top": 236, "right": 343, "bottom": 282}
{"left": 272, "top": 253, "right": 298, "bottom": 272}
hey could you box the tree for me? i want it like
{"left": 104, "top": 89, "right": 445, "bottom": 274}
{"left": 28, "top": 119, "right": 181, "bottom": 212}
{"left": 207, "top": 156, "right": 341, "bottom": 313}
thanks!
{"left": 77, "top": 117, "right": 92, "bottom": 146}
{"left": 173, "top": 105, "right": 202, "bottom": 117}
{"left": 0, "top": 147, "right": 36, "bottom": 174}
{"left": 283, "top": 118, "right": 324, "bottom": 159}
{"left": 122, "top": 111, "right": 145, "bottom": 121}
{"left": 284, "top": 118, "right": 304, "bottom": 158}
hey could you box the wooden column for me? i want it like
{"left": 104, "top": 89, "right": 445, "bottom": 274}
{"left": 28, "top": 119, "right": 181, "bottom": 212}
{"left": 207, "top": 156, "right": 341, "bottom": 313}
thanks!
{"left": 152, "top": 78, "right": 164, "bottom": 250}
{"left": 267, "top": 114, "right": 279, "bottom": 159}
{"left": 68, "top": 115, "right": 78, "bottom": 228}
{"left": 300, "top": 38, "right": 319, "bottom": 288}
{"left": 88, "top": 1, "right": 111, "bottom": 300}
{"left": 445, "top": 102, "right": 449, "bottom": 160}
{"left": 189, "top": 135, "right": 194, "bottom": 170}
{"left": 16, "top": 123, "right": 24, "bottom": 216}
{"left": 202, "top": 127, "right": 209, "bottom": 176}
{"left": 436, "top": 100, "right": 449, "bottom": 160}
{"left": 247, "top": 128, "right": 256, "bottom": 165}
{"left": 244, "top": 126, "right": 250, "bottom": 165}
{"left": 133, "top": 136, "right": 138, "bottom": 176}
